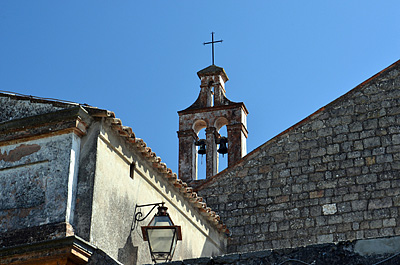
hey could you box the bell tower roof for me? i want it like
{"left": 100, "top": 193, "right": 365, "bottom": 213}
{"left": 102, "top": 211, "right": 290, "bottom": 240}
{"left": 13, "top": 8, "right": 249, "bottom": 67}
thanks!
{"left": 178, "top": 63, "right": 248, "bottom": 182}
{"left": 197, "top": 65, "right": 229, "bottom": 82}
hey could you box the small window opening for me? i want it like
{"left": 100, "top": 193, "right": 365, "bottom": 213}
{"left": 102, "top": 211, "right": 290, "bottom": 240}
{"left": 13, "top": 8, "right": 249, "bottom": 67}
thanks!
{"left": 130, "top": 162, "right": 136, "bottom": 179}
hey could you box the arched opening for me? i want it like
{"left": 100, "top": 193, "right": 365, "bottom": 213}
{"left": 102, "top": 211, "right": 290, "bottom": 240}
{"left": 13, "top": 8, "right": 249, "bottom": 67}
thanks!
{"left": 217, "top": 125, "right": 228, "bottom": 173}
{"left": 193, "top": 120, "right": 207, "bottom": 180}
{"left": 196, "top": 128, "right": 207, "bottom": 179}
{"left": 215, "top": 117, "right": 229, "bottom": 173}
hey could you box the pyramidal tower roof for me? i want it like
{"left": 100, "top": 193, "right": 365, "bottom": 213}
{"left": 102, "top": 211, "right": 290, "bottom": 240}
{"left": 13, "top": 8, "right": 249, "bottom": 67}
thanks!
{"left": 197, "top": 65, "right": 229, "bottom": 82}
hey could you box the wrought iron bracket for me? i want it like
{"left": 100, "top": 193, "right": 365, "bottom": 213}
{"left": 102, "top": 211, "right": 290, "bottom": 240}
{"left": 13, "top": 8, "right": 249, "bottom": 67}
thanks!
{"left": 131, "top": 202, "right": 165, "bottom": 231}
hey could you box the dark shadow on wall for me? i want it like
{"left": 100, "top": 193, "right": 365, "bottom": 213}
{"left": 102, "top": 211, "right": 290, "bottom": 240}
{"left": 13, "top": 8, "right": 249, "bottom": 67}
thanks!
{"left": 88, "top": 248, "right": 123, "bottom": 265}
{"left": 118, "top": 234, "right": 138, "bottom": 265}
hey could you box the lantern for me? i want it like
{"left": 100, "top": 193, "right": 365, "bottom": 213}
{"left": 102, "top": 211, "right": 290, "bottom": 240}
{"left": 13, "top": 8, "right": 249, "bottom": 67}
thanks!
{"left": 141, "top": 205, "right": 182, "bottom": 263}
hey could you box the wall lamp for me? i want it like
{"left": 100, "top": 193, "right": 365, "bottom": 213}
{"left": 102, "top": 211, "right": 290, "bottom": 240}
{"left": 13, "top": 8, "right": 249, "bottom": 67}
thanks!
{"left": 133, "top": 202, "right": 182, "bottom": 263}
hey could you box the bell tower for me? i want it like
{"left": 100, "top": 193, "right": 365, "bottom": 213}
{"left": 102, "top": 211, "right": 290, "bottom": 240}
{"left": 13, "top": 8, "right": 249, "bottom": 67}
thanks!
{"left": 177, "top": 65, "right": 248, "bottom": 182}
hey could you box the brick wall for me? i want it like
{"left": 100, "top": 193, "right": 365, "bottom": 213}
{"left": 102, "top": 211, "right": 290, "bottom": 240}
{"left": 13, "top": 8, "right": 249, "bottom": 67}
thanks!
{"left": 197, "top": 61, "right": 400, "bottom": 253}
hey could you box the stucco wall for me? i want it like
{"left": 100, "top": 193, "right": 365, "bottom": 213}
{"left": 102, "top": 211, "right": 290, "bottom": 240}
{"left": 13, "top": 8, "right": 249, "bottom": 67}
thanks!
{"left": 0, "top": 133, "right": 79, "bottom": 233}
{"left": 73, "top": 120, "right": 101, "bottom": 241}
{"left": 197, "top": 62, "right": 400, "bottom": 253}
{"left": 89, "top": 121, "right": 226, "bottom": 265}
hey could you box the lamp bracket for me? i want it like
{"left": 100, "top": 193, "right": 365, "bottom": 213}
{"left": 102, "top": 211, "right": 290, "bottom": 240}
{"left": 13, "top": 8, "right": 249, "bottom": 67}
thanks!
{"left": 131, "top": 202, "right": 165, "bottom": 231}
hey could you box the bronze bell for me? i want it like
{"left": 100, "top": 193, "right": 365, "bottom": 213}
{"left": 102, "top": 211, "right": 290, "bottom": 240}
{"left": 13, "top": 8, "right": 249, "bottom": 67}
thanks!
{"left": 195, "top": 139, "right": 207, "bottom": 155}
{"left": 217, "top": 137, "right": 228, "bottom": 155}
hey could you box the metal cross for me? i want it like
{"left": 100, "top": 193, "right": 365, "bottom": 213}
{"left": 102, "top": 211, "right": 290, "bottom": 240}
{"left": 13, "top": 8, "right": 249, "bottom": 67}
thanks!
{"left": 203, "top": 32, "right": 223, "bottom": 65}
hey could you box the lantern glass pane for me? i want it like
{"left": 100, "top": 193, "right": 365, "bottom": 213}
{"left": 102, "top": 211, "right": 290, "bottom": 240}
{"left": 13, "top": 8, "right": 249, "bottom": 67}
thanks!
{"left": 150, "top": 215, "right": 173, "bottom": 226}
{"left": 148, "top": 228, "right": 176, "bottom": 253}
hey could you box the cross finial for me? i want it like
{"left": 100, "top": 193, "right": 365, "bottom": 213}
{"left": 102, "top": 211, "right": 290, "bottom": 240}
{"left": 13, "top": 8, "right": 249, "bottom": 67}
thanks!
{"left": 203, "top": 32, "right": 223, "bottom": 65}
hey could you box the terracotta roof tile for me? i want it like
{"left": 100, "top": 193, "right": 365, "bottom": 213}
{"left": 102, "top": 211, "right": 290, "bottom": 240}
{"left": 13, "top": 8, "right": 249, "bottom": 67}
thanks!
{"left": 0, "top": 90, "right": 230, "bottom": 236}
{"left": 102, "top": 110, "right": 229, "bottom": 235}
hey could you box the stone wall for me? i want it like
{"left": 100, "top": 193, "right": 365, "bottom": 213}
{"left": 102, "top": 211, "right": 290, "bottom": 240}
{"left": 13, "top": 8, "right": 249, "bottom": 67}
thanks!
{"left": 197, "top": 61, "right": 400, "bottom": 253}
{"left": 0, "top": 133, "right": 78, "bottom": 235}
{"left": 156, "top": 237, "right": 400, "bottom": 265}
{"left": 0, "top": 93, "right": 73, "bottom": 122}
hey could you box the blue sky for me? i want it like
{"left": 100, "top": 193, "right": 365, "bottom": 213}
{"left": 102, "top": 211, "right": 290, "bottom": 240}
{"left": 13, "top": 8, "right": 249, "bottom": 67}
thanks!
{"left": 1, "top": 1, "right": 400, "bottom": 178}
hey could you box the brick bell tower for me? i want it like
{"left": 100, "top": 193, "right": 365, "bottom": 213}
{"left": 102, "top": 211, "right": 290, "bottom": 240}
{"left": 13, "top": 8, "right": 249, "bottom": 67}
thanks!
{"left": 177, "top": 65, "right": 248, "bottom": 182}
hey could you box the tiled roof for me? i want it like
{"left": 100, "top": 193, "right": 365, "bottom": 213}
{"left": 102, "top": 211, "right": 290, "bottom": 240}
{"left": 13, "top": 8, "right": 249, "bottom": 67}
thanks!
{"left": 98, "top": 109, "right": 228, "bottom": 234}
{"left": 0, "top": 91, "right": 229, "bottom": 236}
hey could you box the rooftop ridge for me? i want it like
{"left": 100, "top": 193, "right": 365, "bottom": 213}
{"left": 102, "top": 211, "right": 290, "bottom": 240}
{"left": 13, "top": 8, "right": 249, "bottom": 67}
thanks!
{"left": 194, "top": 58, "right": 400, "bottom": 191}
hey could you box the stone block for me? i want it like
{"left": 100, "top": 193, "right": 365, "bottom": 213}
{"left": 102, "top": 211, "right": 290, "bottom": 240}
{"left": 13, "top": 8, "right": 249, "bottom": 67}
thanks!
{"left": 393, "top": 195, "right": 400, "bottom": 206}
{"left": 301, "top": 140, "right": 318, "bottom": 149}
{"left": 317, "top": 180, "right": 337, "bottom": 189}
{"left": 333, "top": 134, "right": 348, "bottom": 144}
{"left": 337, "top": 202, "right": 352, "bottom": 213}
{"left": 274, "top": 196, "right": 289, "bottom": 203}
{"left": 370, "top": 220, "right": 383, "bottom": 229}
{"left": 349, "top": 122, "right": 363, "bottom": 132}
{"left": 302, "top": 182, "right": 316, "bottom": 192}
{"left": 368, "top": 198, "right": 393, "bottom": 210}
{"left": 340, "top": 159, "right": 354, "bottom": 169}
{"left": 317, "top": 234, "right": 333, "bottom": 244}
{"left": 345, "top": 169, "right": 360, "bottom": 179}
{"left": 363, "top": 137, "right": 381, "bottom": 148}
{"left": 271, "top": 211, "right": 284, "bottom": 221}
{"left": 310, "top": 206, "right": 322, "bottom": 216}
{"left": 318, "top": 128, "right": 333, "bottom": 137}
{"left": 309, "top": 190, "right": 324, "bottom": 199}
{"left": 326, "top": 144, "right": 340, "bottom": 155}
{"left": 322, "top": 204, "right": 337, "bottom": 215}
{"left": 376, "top": 154, "right": 393, "bottom": 163}
{"left": 360, "top": 130, "right": 375, "bottom": 139}
{"left": 363, "top": 119, "right": 378, "bottom": 130}
{"left": 392, "top": 134, "right": 400, "bottom": 144}
{"left": 277, "top": 220, "right": 290, "bottom": 231}
{"left": 356, "top": 174, "right": 377, "bottom": 184}
{"left": 351, "top": 200, "right": 367, "bottom": 211}
{"left": 354, "top": 140, "right": 364, "bottom": 150}
{"left": 269, "top": 187, "right": 282, "bottom": 197}
{"left": 347, "top": 151, "right": 361, "bottom": 159}
{"left": 327, "top": 215, "right": 343, "bottom": 225}
{"left": 383, "top": 218, "right": 396, "bottom": 227}
{"left": 334, "top": 125, "right": 349, "bottom": 134}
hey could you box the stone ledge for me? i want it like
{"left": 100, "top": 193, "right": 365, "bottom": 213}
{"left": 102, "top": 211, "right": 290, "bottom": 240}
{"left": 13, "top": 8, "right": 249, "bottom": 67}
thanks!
{"left": 0, "top": 222, "right": 74, "bottom": 248}
{"left": 0, "top": 235, "right": 94, "bottom": 265}
{"left": 157, "top": 237, "right": 400, "bottom": 265}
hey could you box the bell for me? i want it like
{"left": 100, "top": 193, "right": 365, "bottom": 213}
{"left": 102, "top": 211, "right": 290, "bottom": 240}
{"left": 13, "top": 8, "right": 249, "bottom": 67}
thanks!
{"left": 198, "top": 143, "right": 206, "bottom": 155}
{"left": 217, "top": 137, "right": 228, "bottom": 155}
{"left": 195, "top": 139, "right": 207, "bottom": 155}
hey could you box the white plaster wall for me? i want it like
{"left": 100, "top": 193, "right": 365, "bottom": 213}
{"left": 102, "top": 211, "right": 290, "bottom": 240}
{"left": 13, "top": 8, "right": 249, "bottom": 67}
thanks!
{"left": 90, "top": 124, "right": 226, "bottom": 265}
{"left": 66, "top": 133, "right": 81, "bottom": 225}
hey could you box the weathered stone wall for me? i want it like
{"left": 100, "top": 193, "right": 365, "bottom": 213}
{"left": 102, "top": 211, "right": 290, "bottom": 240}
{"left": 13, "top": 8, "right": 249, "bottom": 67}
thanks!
{"left": 197, "top": 61, "right": 400, "bottom": 253}
{"left": 0, "top": 133, "right": 78, "bottom": 235}
{"left": 0, "top": 93, "right": 73, "bottom": 123}
{"left": 156, "top": 236, "right": 400, "bottom": 265}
